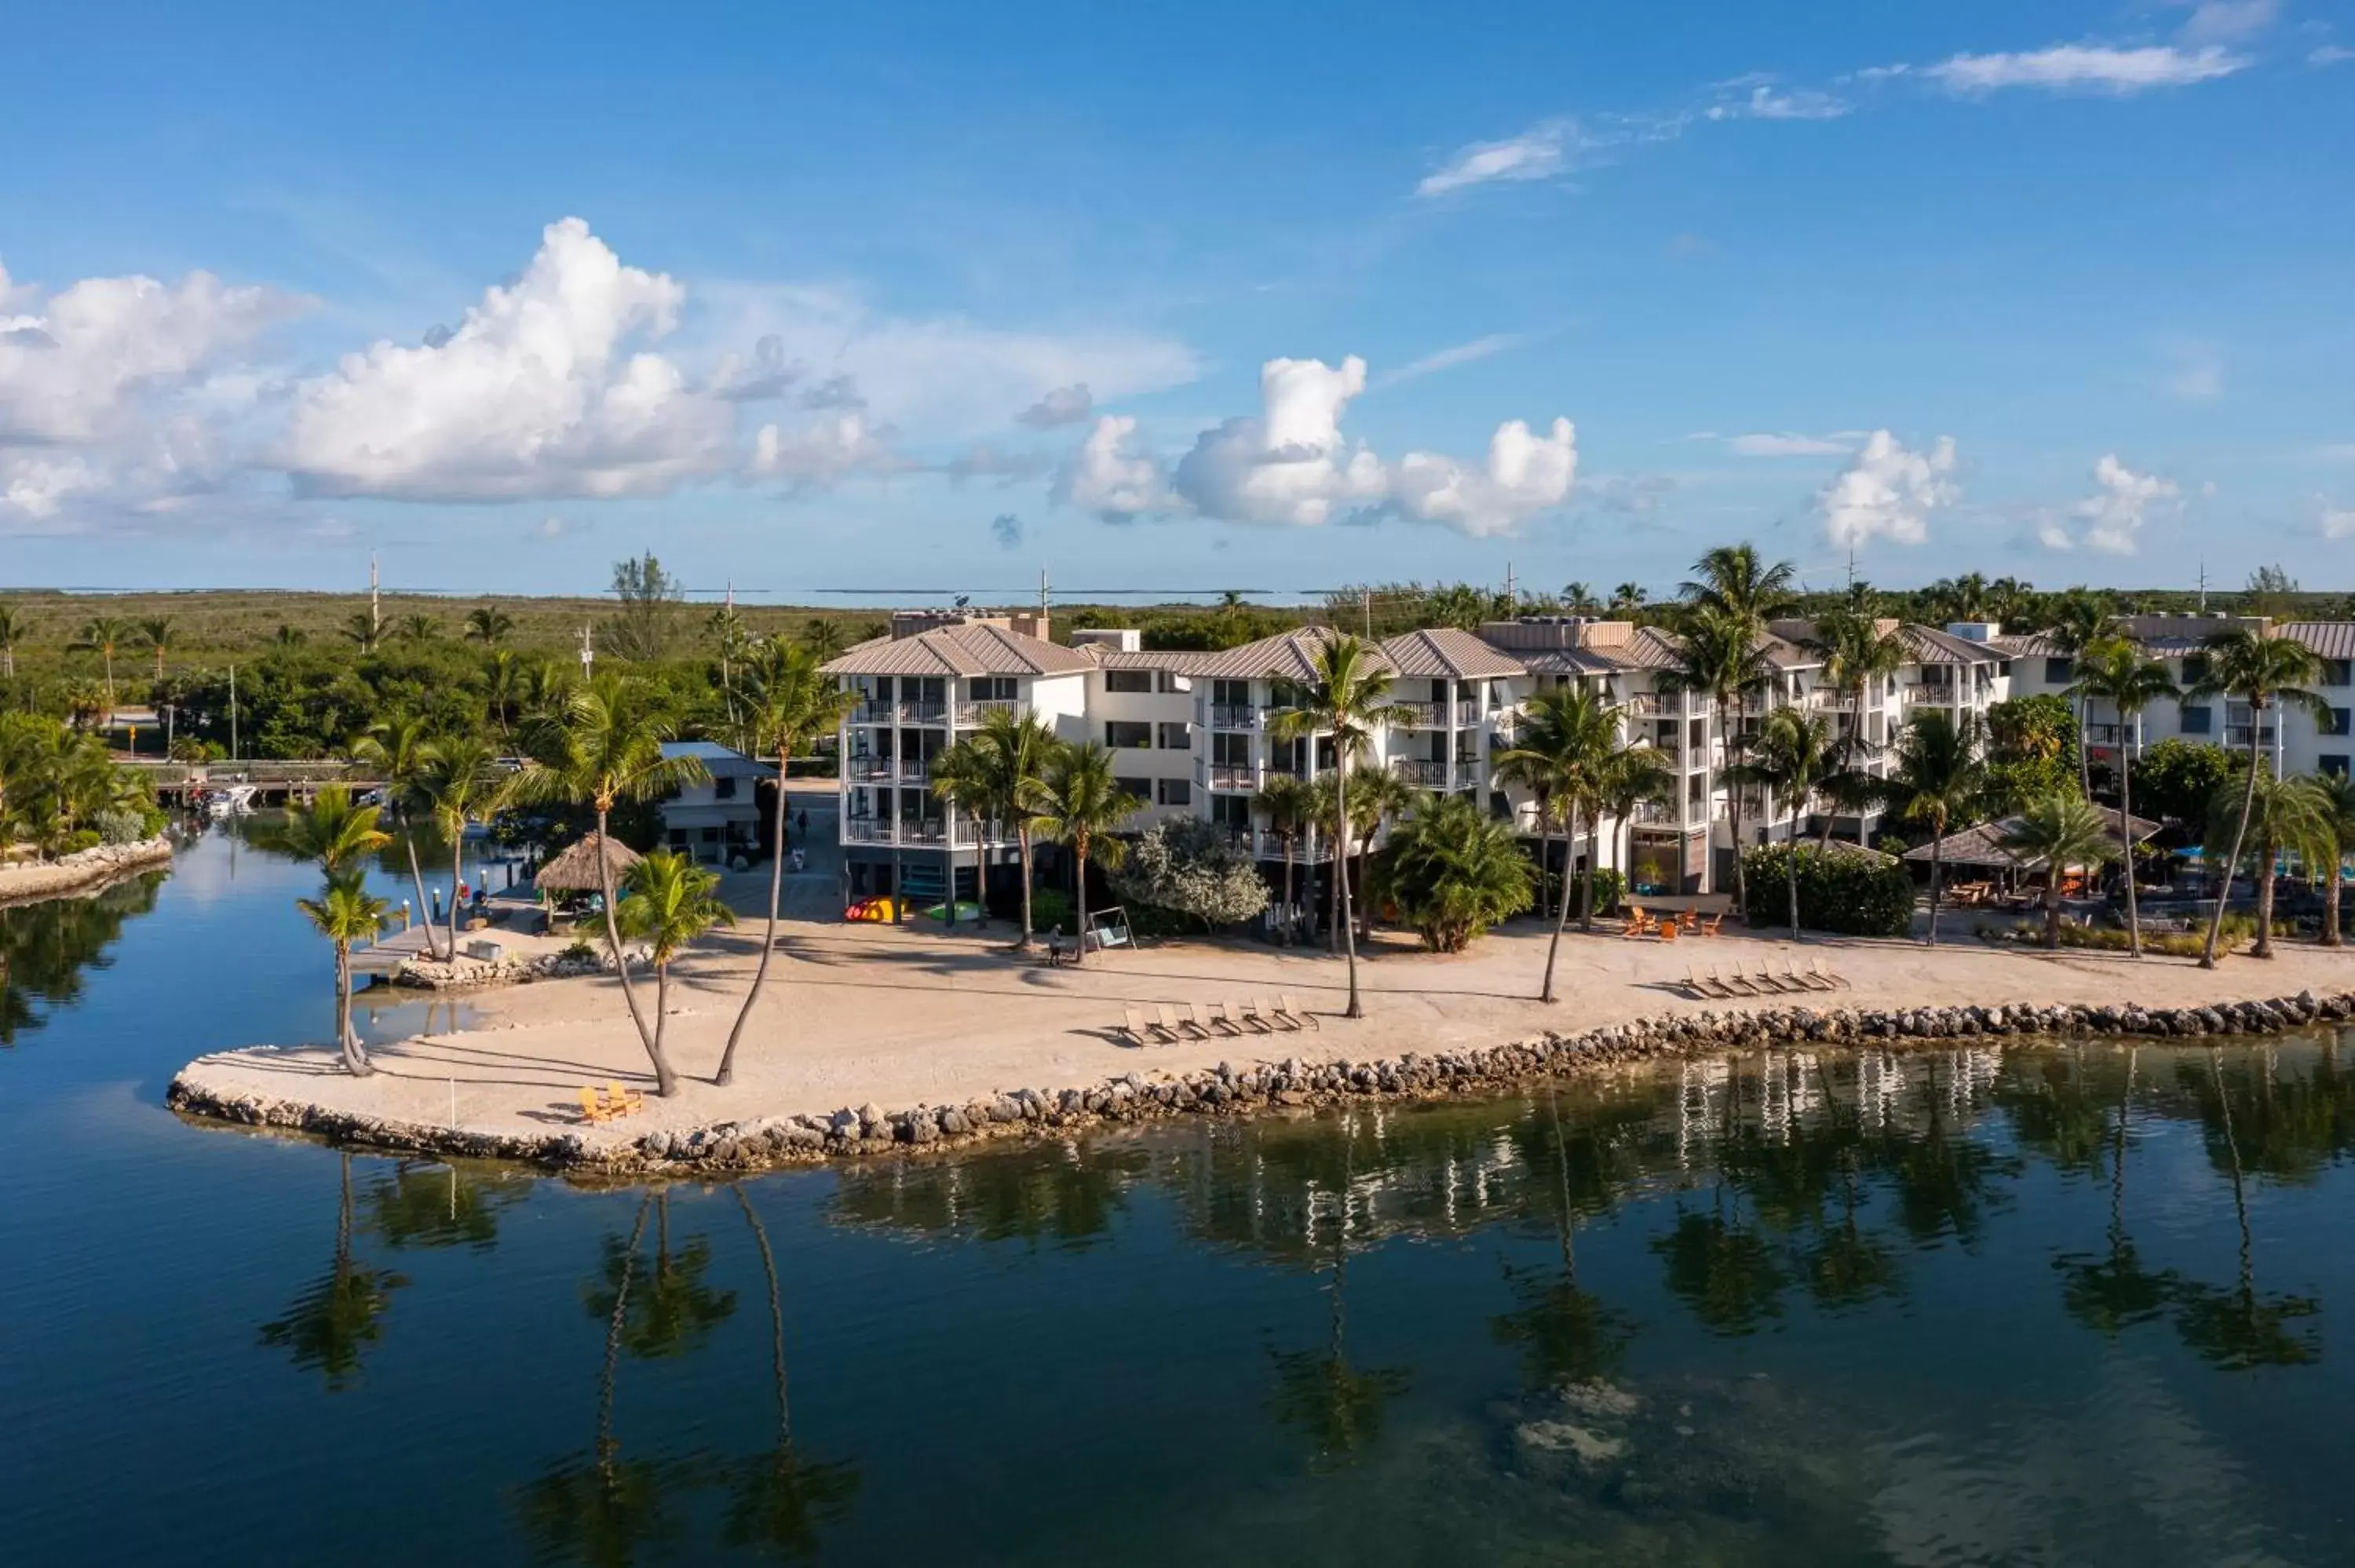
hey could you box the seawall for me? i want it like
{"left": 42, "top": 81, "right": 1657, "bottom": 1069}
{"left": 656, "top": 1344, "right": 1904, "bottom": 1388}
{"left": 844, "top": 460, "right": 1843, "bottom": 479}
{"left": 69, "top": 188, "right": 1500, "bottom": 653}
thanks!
{"left": 0, "top": 837, "right": 173, "bottom": 907}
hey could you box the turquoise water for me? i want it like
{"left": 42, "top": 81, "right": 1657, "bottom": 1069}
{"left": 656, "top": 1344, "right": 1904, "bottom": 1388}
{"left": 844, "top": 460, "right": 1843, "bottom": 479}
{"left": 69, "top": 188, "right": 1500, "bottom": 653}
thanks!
{"left": 4, "top": 827, "right": 2353, "bottom": 1564}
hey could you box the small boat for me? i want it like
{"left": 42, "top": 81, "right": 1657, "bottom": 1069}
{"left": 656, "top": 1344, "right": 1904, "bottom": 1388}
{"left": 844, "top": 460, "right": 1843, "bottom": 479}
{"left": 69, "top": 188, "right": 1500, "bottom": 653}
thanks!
{"left": 206, "top": 784, "right": 261, "bottom": 819}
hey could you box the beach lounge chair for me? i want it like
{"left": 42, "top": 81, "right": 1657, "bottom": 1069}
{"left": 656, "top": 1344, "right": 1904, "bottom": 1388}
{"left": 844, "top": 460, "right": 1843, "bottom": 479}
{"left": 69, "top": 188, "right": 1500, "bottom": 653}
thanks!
{"left": 1743, "top": 961, "right": 1794, "bottom": 994}
{"left": 1118, "top": 1006, "right": 1157, "bottom": 1047}
{"left": 1190, "top": 1001, "right": 1240, "bottom": 1037}
{"left": 1225, "top": 1000, "right": 1274, "bottom": 1034}
{"left": 1204, "top": 1001, "right": 1248, "bottom": 1036}
{"left": 1715, "top": 965, "right": 1762, "bottom": 997}
{"left": 1810, "top": 956, "right": 1851, "bottom": 990}
{"left": 607, "top": 1081, "right": 644, "bottom": 1116}
{"left": 1159, "top": 1002, "right": 1209, "bottom": 1041}
{"left": 1686, "top": 966, "right": 1732, "bottom": 1000}
{"left": 1249, "top": 996, "right": 1299, "bottom": 1032}
{"left": 579, "top": 1086, "right": 614, "bottom": 1124}
{"left": 1787, "top": 959, "right": 1838, "bottom": 993}
{"left": 1277, "top": 994, "right": 1323, "bottom": 1030}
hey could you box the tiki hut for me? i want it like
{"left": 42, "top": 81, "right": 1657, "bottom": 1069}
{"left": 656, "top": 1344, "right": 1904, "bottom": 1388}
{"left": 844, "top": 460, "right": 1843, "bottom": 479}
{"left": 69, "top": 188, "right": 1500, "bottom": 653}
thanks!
{"left": 531, "top": 833, "right": 643, "bottom": 927}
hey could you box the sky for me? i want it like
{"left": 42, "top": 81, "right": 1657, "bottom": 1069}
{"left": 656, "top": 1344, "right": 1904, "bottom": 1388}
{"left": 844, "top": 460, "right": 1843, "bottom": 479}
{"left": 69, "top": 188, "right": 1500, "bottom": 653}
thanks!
{"left": 2, "top": 0, "right": 2351, "bottom": 605}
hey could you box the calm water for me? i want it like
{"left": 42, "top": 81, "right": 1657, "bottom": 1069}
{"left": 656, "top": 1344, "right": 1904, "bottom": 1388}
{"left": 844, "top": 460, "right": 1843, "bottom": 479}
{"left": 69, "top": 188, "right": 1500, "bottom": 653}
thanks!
{"left": 5, "top": 829, "right": 2354, "bottom": 1565}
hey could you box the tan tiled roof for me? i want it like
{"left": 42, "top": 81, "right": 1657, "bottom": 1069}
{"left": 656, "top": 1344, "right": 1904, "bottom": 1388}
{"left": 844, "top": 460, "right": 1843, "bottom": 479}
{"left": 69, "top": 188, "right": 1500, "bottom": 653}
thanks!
{"left": 1079, "top": 647, "right": 1206, "bottom": 672}
{"left": 1188, "top": 626, "right": 1397, "bottom": 683}
{"left": 1900, "top": 625, "right": 2006, "bottom": 665}
{"left": 822, "top": 622, "right": 1097, "bottom": 678}
{"left": 2281, "top": 622, "right": 2355, "bottom": 660}
{"left": 1378, "top": 626, "right": 1526, "bottom": 680}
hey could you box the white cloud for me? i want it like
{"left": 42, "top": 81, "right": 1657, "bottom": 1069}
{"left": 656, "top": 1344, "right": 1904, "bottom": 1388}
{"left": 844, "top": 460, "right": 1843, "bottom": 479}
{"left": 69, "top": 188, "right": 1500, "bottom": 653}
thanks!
{"left": 1728, "top": 432, "right": 1857, "bottom": 457}
{"left": 1816, "top": 430, "right": 1959, "bottom": 548}
{"left": 1369, "top": 333, "right": 1525, "bottom": 390}
{"left": 1172, "top": 356, "right": 1387, "bottom": 527}
{"left": 1393, "top": 418, "right": 1577, "bottom": 537}
{"left": 1922, "top": 43, "right": 2247, "bottom": 95}
{"left": 2039, "top": 454, "right": 2181, "bottom": 552}
{"left": 2321, "top": 505, "right": 2355, "bottom": 541}
{"left": 1015, "top": 383, "right": 1094, "bottom": 427}
{"left": 2176, "top": 0, "right": 2277, "bottom": 44}
{"left": 1416, "top": 121, "right": 1575, "bottom": 197}
{"left": 940, "top": 443, "right": 1049, "bottom": 484}
{"left": 1057, "top": 414, "right": 1170, "bottom": 520}
{"left": 748, "top": 410, "right": 910, "bottom": 490}
{"left": 2312, "top": 44, "right": 2355, "bottom": 65}
{"left": 527, "top": 515, "right": 585, "bottom": 542}
{"left": 1705, "top": 79, "right": 1851, "bottom": 122}
{"left": 280, "top": 217, "right": 735, "bottom": 501}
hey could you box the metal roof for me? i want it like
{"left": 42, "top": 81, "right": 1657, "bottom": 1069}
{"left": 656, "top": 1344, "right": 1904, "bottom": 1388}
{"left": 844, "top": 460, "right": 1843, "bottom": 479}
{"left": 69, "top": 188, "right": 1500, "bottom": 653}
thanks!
{"left": 1378, "top": 626, "right": 1527, "bottom": 680}
{"left": 1188, "top": 626, "right": 1397, "bottom": 683}
{"left": 660, "top": 740, "right": 776, "bottom": 777}
{"left": 2282, "top": 622, "right": 2355, "bottom": 660}
{"left": 1076, "top": 647, "right": 1206, "bottom": 672}
{"left": 1900, "top": 625, "right": 2006, "bottom": 665}
{"left": 822, "top": 621, "right": 1098, "bottom": 679}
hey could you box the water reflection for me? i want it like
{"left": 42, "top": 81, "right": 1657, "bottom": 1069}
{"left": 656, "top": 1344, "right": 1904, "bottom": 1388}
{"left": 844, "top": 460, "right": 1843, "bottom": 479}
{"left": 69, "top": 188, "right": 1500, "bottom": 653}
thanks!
{"left": 0, "top": 871, "right": 164, "bottom": 1045}
{"left": 257, "top": 1153, "right": 411, "bottom": 1391}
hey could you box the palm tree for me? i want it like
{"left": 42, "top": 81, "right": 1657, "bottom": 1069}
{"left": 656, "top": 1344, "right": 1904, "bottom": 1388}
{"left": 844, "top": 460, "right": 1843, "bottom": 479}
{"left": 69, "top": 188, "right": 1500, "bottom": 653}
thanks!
{"left": 717, "top": 639, "right": 859, "bottom": 1086}
{"left": 1254, "top": 772, "right": 1318, "bottom": 946}
{"left": 725, "top": 1187, "right": 860, "bottom": 1555}
{"left": 1371, "top": 792, "right": 1531, "bottom": 953}
{"left": 138, "top": 616, "right": 173, "bottom": 681}
{"left": 1608, "top": 582, "right": 1644, "bottom": 612}
{"left": 1680, "top": 543, "right": 1796, "bottom": 629}
{"left": 511, "top": 673, "right": 708, "bottom": 1092}
{"left": 1728, "top": 706, "right": 1836, "bottom": 939}
{"left": 801, "top": 618, "right": 849, "bottom": 661}
{"left": 272, "top": 623, "right": 307, "bottom": 648}
{"left": 464, "top": 605, "right": 515, "bottom": 646}
{"left": 342, "top": 611, "right": 381, "bottom": 653}
{"left": 706, "top": 606, "right": 753, "bottom": 725}
{"left": 1597, "top": 742, "right": 1674, "bottom": 904}
{"left": 1999, "top": 791, "right": 2120, "bottom": 950}
{"left": 925, "top": 706, "right": 1053, "bottom": 954}
{"left": 1933, "top": 572, "right": 1990, "bottom": 623}
{"left": 1887, "top": 710, "right": 1988, "bottom": 946}
{"left": 1272, "top": 634, "right": 1413, "bottom": 1019}
{"left": 1659, "top": 607, "right": 1770, "bottom": 913}
{"left": 1346, "top": 761, "right": 1418, "bottom": 943}
{"left": 1031, "top": 740, "right": 1137, "bottom": 968}
{"left": 282, "top": 782, "right": 393, "bottom": 873}
{"left": 0, "top": 600, "right": 23, "bottom": 677}
{"left": 2312, "top": 771, "right": 2355, "bottom": 948}
{"left": 927, "top": 738, "right": 990, "bottom": 934}
{"left": 2203, "top": 771, "right": 2332, "bottom": 961}
{"left": 2187, "top": 628, "right": 2330, "bottom": 967}
{"left": 73, "top": 614, "right": 130, "bottom": 715}
{"left": 1561, "top": 581, "right": 1598, "bottom": 613}
{"left": 616, "top": 851, "right": 736, "bottom": 1085}
{"left": 484, "top": 647, "right": 523, "bottom": 740}
{"left": 418, "top": 735, "right": 510, "bottom": 964}
{"left": 394, "top": 612, "right": 441, "bottom": 644}
{"left": 2065, "top": 637, "right": 2181, "bottom": 956}
{"left": 1495, "top": 685, "right": 1617, "bottom": 1000}
{"left": 1803, "top": 600, "right": 1906, "bottom": 849}
{"left": 2046, "top": 588, "right": 2118, "bottom": 796}
{"left": 298, "top": 869, "right": 390, "bottom": 1075}
{"left": 350, "top": 716, "right": 446, "bottom": 961}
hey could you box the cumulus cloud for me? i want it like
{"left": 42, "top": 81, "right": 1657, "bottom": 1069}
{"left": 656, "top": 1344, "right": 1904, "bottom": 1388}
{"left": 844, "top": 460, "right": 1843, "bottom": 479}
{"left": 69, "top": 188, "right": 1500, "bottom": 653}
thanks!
{"left": 527, "top": 515, "right": 587, "bottom": 542}
{"left": 1817, "top": 430, "right": 1959, "bottom": 548}
{"left": 1057, "top": 414, "right": 1170, "bottom": 521}
{"left": 281, "top": 217, "right": 735, "bottom": 501}
{"left": 798, "top": 372, "right": 865, "bottom": 411}
{"left": 709, "top": 334, "right": 799, "bottom": 402}
{"left": 1393, "top": 418, "right": 1577, "bottom": 537}
{"left": 990, "top": 512, "right": 1024, "bottom": 550}
{"left": 2039, "top": 454, "right": 2180, "bottom": 552}
{"left": 1016, "top": 383, "right": 1094, "bottom": 428}
{"left": 1173, "top": 356, "right": 1388, "bottom": 527}
{"left": 1416, "top": 121, "right": 1575, "bottom": 196}
{"left": 2324, "top": 505, "right": 2355, "bottom": 541}
{"left": 1920, "top": 43, "right": 2247, "bottom": 94}
{"left": 748, "top": 411, "right": 910, "bottom": 490}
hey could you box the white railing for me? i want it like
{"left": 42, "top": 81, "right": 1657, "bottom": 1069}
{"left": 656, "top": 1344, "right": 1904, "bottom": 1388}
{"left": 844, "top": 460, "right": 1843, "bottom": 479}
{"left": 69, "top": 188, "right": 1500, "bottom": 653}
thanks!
{"left": 952, "top": 699, "right": 1027, "bottom": 725}
{"left": 1391, "top": 758, "right": 1450, "bottom": 786}
{"left": 1205, "top": 763, "right": 1257, "bottom": 792}
{"left": 897, "top": 701, "right": 947, "bottom": 724}
{"left": 1209, "top": 704, "right": 1265, "bottom": 730}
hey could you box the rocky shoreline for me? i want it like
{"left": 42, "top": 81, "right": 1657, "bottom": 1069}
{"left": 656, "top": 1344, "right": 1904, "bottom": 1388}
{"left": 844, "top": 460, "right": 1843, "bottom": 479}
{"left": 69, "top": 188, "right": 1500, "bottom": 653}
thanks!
{"left": 0, "top": 837, "right": 173, "bottom": 907}
{"left": 166, "top": 986, "right": 2355, "bottom": 1176}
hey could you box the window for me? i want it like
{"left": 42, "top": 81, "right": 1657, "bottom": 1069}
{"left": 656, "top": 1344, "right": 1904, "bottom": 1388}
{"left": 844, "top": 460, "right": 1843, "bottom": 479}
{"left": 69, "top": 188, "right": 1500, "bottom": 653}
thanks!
{"left": 2324, "top": 660, "right": 2353, "bottom": 687}
{"left": 714, "top": 775, "right": 738, "bottom": 800}
{"left": 1104, "top": 669, "right": 1154, "bottom": 694}
{"left": 1157, "top": 778, "right": 1191, "bottom": 807}
{"left": 1158, "top": 721, "right": 1190, "bottom": 749}
{"left": 2045, "top": 657, "right": 2074, "bottom": 685}
{"left": 2324, "top": 756, "right": 2351, "bottom": 779}
{"left": 1115, "top": 775, "right": 1151, "bottom": 804}
{"left": 2181, "top": 704, "right": 2213, "bottom": 735}
{"left": 2328, "top": 709, "right": 2353, "bottom": 738}
{"left": 1157, "top": 670, "right": 1186, "bottom": 695}
{"left": 966, "top": 676, "right": 1017, "bottom": 701}
{"left": 1210, "top": 793, "right": 1251, "bottom": 829}
{"left": 2180, "top": 654, "right": 2210, "bottom": 687}
{"left": 1212, "top": 732, "right": 1252, "bottom": 768}
{"left": 1211, "top": 679, "right": 1251, "bottom": 708}
{"left": 1105, "top": 720, "right": 1152, "bottom": 749}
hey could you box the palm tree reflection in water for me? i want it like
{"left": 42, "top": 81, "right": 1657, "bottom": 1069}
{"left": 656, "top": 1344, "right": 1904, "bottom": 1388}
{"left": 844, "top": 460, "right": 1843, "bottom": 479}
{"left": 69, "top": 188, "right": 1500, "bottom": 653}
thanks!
{"left": 257, "top": 1153, "right": 410, "bottom": 1390}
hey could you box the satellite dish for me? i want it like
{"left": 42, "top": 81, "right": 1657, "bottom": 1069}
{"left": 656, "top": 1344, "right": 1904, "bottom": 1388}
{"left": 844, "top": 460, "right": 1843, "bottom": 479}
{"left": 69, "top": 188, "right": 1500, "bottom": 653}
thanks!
{"left": 953, "top": 594, "right": 971, "bottom": 609}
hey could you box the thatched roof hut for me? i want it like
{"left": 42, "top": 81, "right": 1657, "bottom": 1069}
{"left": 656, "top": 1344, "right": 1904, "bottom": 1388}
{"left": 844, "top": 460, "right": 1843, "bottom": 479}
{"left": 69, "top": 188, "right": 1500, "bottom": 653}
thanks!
{"left": 535, "top": 833, "right": 642, "bottom": 893}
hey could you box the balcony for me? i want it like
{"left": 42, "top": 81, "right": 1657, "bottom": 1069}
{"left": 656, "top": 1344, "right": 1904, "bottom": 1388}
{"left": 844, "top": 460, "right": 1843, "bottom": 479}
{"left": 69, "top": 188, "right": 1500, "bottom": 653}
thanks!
{"left": 845, "top": 816, "right": 895, "bottom": 843}
{"left": 1209, "top": 703, "right": 1265, "bottom": 731}
{"left": 1629, "top": 800, "right": 1682, "bottom": 826}
{"left": 2224, "top": 726, "right": 2278, "bottom": 749}
{"left": 1805, "top": 688, "right": 1855, "bottom": 713}
{"left": 847, "top": 755, "right": 896, "bottom": 782}
{"left": 896, "top": 700, "right": 948, "bottom": 725}
{"left": 853, "top": 702, "right": 896, "bottom": 725}
{"left": 1391, "top": 758, "right": 1480, "bottom": 789}
{"left": 1904, "top": 684, "right": 1955, "bottom": 706}
{"left": 2085, "top": 723, "right": 2127, "bottom": 746}
{"left": 844, "top": 815, "right": 1004, "bottom": 848}
{"left": 1392, "top": 700, "right": 1444, "bottom": 728}
{"left": 953, "top": 698, "right": 1027, "bottom": 725}
{"left": 1204, "top": 763, "right": 1258, "bottom": 792}
{"left": 1622, "top": 692, "right": 1672, "bottom": 717}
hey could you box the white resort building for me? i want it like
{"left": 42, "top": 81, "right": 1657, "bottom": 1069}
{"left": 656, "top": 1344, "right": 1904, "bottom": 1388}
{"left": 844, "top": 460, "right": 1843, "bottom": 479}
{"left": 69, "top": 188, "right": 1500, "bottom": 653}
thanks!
{"left": 820, "top": 606, "right": 2044, "bottom": 917}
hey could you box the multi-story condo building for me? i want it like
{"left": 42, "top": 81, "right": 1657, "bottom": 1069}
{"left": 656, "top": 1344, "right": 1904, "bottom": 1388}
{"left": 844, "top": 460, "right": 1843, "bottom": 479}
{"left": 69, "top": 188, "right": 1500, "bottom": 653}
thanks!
{"left": 1994, "top": 615, "right": 2355, "bottom": 781}
{"left": 821, "top": 608, "right": 2019, "bottom": 914}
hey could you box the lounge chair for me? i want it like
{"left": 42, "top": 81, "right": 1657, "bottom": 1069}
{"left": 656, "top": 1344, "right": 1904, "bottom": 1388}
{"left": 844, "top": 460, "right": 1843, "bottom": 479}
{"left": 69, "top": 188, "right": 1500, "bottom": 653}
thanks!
{"left": 1248, "top": 995, "right": 1299, "bottom": 1032}
{"left": 607, "top": 1081, "right": 644, "bottom": 1116}
{"left": 579, "top": 1086, "right": 614, "bottom": 1124}
{"left": 1686, "top": 966, "right": 1733, "bottom": 1000}
{"left": 1207, "top": 1001, "right": 1252, "bottom": 1036}
{"left": 1277, "top": 994, "right": 1323, "bottom": 1030}
{"left": 1745, "top": 961, "right": 1797, "bottom": 995}
{"left": 1715, "top": 966, "right": 1762, "bottom": 997}
{"left": 1810, "top": 956, "right": 1852, "bottom": 990}
{"left": 1118, "top": 1006, "right": 1157, "bottom": 1047}
{"left": 1159, "top": 1002, "right": 1209, "bottom": 1041}
{"left": 1190, "top": 1001, "right": 1240, "bottom": 1037}
{"left": 1701, "top": 913, "right": 1724, "bottom": 936}
{"left": 1787, "top": 959, "right": 1838, "bottom": 993}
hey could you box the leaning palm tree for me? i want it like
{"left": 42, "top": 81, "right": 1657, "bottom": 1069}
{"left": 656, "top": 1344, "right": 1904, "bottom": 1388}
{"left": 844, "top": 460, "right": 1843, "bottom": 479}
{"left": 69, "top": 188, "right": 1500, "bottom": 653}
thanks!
{"left": 616, "top": 851, "right": 737, "bottom": 1083}
{"left": 1659, "top": 607, "right": 1771, "bottom": 914}
{"left": 138, "top": 616, "right": 174, "bottom": 681}
{"left": 2046, "top": 588, "right": 2118, "bottom": 796}
{"left": 1254, "top": 771, "right": 1318, "bottom": 946}
{"left": 1495, "top": 685, "right": 1617, "bottom": 1001}
{"left": 2311, "top": 771, "right": 2355, "bottom": 949}
{"left": 418, "top": 734, "right": 511, "bottom": 963}
{"left": 298, "top": 869, "right": 390, "bottom": 1076}
{"left": 73, "top": 614, "right": 130, "bottom": 715}
{"left": 1886, "top": 710, "right": 1988, "bottom": 947}
{"left": 0, "top": 600, "right": 23, "bottom": 678}
{"left": 511, "top": 673, "right": 708, "bottom": 1094}
{"left": 715, "top": 639, "right": 860, "bottom": 1087}
{"left": 2203, "top": 771, "right": 2333, "bottom": 961}
{"left": 1727, "top": 706, "right": 1837, "bottom": 939}
{"left": 1272, "top": 634, "right": 1414, "bottom": 1019}
{"left": 2065, "top": 637, "right": 2181, "bottom": 957}
{"left": 351, "top": 715, "right": 447, "bottom": 961}
{"left": 1597, "top": 742, "right": 1675, "bottom": 904}
{"left": 465, "top": 605, "right": 516, "bottom": 646}
{"left": 1031, "top": 740, "right": 1137, "bottom": 968}
{"left": 2186, "top": 628, "right": 2330, "bottom": 968}
{"left": 1999, "top": 791, "right": 2119, "bottom": 950}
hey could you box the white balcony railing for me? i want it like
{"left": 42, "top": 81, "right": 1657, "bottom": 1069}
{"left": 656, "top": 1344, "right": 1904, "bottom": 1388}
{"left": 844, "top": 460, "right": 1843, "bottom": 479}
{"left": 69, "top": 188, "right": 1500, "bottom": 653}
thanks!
{"left": 1204, "top": 762, "right": 1258, "bottom": 792}
{"left": 952, "top": 698, "right": 1027, "bottom": 725}
{"left": 1209, "top": 704, "right": 1265, "bottom": 731}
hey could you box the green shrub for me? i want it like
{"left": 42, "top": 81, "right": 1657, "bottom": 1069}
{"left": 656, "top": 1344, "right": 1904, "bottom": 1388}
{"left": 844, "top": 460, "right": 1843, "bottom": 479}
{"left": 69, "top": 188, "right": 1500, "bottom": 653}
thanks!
{"left": 2029, "top": 913, "right": 2269, "bottom": 957}
{"left": 94, "top": 808, "right": 150, "bottom": 846}
{"left": 1026, "top": 886, "right": 1072, "bottom": 932}
{"left": 1740, "top": 843, "right": 1915, "bottom": 937}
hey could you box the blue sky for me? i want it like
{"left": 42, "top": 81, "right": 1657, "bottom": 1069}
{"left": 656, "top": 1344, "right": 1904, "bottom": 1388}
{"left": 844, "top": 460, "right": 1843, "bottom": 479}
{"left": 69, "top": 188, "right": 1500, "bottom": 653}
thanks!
{"left": 2, "top": 0, "right": 2350, "bottom": 603}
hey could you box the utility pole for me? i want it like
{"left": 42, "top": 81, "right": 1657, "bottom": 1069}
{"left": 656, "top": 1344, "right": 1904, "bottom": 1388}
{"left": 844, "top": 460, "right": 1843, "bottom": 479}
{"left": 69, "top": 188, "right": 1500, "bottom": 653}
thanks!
{"left": 228, "top": 665, "right": 239, "bottom": 760}
{"left": 1039, "top": 567, "right": 1050, "bottom": 621}
{"left": 1505, "top": 560, "right": 1517, "bottom": 613}
{"left": 578, "top": 622, "right": 596, "bottom": 680}
{"left": 369, "top": 552, "right": 382, "bottom": 643}
{"left": 2197, "top": 560, "right": 2209, "bottom": 614}
{"left": 1361, "top": 587, "right": 1372, "bottom": 640}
